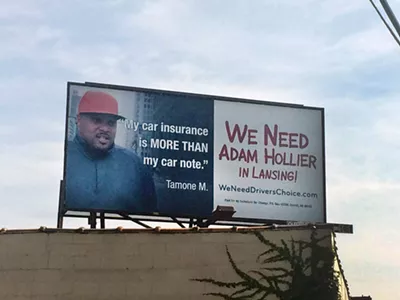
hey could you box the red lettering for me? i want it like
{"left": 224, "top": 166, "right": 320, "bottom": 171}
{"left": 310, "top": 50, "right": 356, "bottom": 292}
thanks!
{"left": 252, "top": 166, "right": 259, "bottom": 178}
{"left": 264, "top": 147, "right": 317, "bottom": 169}
{"left": 309, "top": 155, "right": 317, "bottom": 169}
{"left": 264, "top": 124, "right": 309, "bottom": 149}
{"left": 300, "top": 154, "right": 308, "bottom": 167}
{"left": 218, "top": 144, "right": 258, "bottom": 163}
{"left": 225, "top": 121, "right": 248, "bottom": 143}
{"left": 278, "top": 132, "right": 289, "bottom": 147}
{"left": 219, "top": 144, "right": 229, "bottom": 160}
{"left": 231, "top": 147, "right": 239, "bottom": 161}
{"left": 251, "top": 166, "right": 297, "bottom": 181}
{"left": 300, "top": 134, "right": 309, "bottom": 149}
{"left": 289, "top": 133, "right": 298, "bottom": 148}
{"left": 248, "top": 129, "right": 258, "bottom": 145}
{"left": 264, "top": 124, "right": 278, "bottom": 146}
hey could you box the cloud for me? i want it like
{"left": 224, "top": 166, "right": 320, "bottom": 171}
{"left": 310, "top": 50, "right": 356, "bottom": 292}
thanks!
{"left": 0, "top": 23, "right": 63, "bottom": 60}
{"left": 0, "top": 140, "right": 63, "bottom": 229}
{"left": 0, "top": 141, "right": 63, "bottom": 187}
{"left": 0, "top": 1, "right": 43, "bottom": 20}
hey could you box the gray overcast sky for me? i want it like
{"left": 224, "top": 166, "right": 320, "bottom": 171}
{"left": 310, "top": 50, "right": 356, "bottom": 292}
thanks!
{"left": 0, "top": 0, "right": 399, "bottom": 298}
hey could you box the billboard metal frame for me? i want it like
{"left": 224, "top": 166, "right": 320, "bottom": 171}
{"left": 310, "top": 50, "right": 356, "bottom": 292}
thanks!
{"left": 58, "top": 81, "right": 334, "bottom": 230}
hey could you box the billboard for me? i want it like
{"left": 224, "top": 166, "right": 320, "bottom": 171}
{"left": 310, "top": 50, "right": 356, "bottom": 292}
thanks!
{"left": 62, "top": 82, "right": 326, "bottom": 223}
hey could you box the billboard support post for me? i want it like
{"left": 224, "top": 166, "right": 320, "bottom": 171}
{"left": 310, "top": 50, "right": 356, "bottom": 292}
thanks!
{"left": 171, "top": 217, "right": 186, "bottom": 228}
{"left": 198, "top": 205, "right": 236, "bottom": 227}
{"left": 119, "top": 214, "right": 152, "bottom": 229}
{"left": 57, "top": 180, "right": 64, "bottom": 229}
{"left": 89, "top": 212, "right": 97, "bottom": 229}
{"left": 100, "top": 213, "right": 105, "bottom": 229}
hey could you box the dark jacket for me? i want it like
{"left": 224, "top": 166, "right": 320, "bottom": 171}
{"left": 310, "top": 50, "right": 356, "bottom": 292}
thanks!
{"left": 65, "top": 135, "right": 157, "bottom": 213}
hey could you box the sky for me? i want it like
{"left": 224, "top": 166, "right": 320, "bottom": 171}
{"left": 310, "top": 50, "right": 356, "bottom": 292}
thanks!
{"left": 0, "top": 0, "right": 399, "bottom": 298}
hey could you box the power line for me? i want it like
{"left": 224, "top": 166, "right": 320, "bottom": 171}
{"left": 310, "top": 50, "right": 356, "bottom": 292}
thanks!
{"left": 368, "top": 0, "right": 400, "bottom": 47}
{"left": 380, "top": 0, "right": 400, "bottom": 37}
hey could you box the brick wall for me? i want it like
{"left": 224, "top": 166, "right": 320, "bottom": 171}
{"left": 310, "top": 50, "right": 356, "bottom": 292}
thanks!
{"left": 0, "top": 227, "right": 346, "bottom": 299}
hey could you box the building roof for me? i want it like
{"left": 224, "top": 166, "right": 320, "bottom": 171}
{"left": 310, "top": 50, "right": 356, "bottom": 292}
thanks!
{"left": 0, "top": 223, "right": 343, "bottom": 235}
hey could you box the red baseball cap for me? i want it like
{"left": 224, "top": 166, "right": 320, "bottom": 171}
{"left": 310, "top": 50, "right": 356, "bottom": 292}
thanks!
{"left": 78, "top": 90, "right": 125, "bottom": 119}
